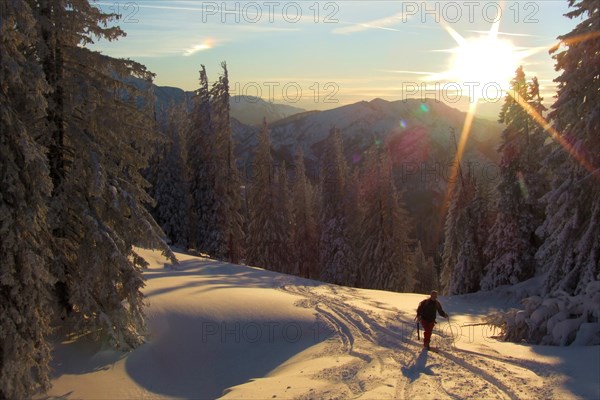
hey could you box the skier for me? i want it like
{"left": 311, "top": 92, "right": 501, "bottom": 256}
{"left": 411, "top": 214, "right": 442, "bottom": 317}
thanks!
{"left": 416, "top": 290, "right": 448, "bottom": 350}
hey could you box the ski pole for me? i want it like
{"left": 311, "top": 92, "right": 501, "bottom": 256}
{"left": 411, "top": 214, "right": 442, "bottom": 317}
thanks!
{"left": 447, "top": 316, "right": 455, "bottom": 349}
{"left": 417, "top": 320, "right": 420, "bottom": 340}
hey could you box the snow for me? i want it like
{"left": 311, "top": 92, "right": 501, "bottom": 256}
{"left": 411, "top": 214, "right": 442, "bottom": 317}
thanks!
{"left": 41, "top": 248, "right": 600, "bottom": 399}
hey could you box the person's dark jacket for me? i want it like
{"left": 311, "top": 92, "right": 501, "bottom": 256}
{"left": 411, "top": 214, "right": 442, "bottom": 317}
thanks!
{"left": 417, "top": 298, "right": 448, "bottom": 323}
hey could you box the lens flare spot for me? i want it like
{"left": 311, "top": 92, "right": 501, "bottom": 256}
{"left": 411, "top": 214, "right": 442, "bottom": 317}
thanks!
{"left": 517, "top": 171, "right": 529, "bottom": 199}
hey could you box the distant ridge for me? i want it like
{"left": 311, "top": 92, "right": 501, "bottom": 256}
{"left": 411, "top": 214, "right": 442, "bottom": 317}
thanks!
{"left": 150, "top": 82, "right": 306, "bottom": 126}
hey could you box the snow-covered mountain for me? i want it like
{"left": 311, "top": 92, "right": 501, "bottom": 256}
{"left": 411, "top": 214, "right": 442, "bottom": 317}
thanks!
{"left": 236, "top": 98, "right": 501, "bottom": 160}
{"left": 151, "top": 84, "right": 305, "bottom": 126}
{"left": 229, "top": 95, "right": 305, "bottom": 127}
{"left": 233, "top": 98, "right": 502, "bottom": 198}
{"left": 149, "top": 82, "right": 502, "bottom": 175}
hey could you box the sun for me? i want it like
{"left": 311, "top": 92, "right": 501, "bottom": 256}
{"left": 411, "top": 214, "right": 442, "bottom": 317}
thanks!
{"left": 426, "top": 21, "right": 530, "bottom": 101}
{"left": 449, "top": 35, "right": 522, "bottom": 91}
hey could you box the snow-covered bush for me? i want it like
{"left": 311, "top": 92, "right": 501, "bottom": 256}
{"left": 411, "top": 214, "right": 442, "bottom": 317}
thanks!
{"left": 498, "top": 281, "right": 600, "bottom": 346}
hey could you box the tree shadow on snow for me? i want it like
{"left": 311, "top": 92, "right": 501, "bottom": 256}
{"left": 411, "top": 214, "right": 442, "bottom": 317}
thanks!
{"left": 47, "top": 331, "right": 128, "bottom": 379}
{"left": 36, "top": 390, "right": 74, "bottom": 400}
{"left": 124, "top": 312, "right": 325, "bottom": 399}
{"left": 143, "top": 258, "right": 303, "bottom": 298}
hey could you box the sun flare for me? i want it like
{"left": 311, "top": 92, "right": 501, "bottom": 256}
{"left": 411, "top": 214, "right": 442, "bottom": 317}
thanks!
{"left": 426, "top": 21, "right": 531, "bottom": 101}
{"left": 449, "top": 36, "right": 522, "bottom": 91}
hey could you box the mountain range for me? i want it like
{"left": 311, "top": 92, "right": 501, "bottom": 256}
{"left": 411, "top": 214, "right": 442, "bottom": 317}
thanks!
{"left": 151, "top": 83, "right": 501, "bottom": 168}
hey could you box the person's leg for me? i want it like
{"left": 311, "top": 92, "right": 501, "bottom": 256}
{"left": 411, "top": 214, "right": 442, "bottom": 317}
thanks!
{"left": 421, "top": 320, "right": 435, "bottom": 348}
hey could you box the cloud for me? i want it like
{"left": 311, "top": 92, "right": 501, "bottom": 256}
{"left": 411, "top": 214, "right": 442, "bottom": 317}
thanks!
{"left": 467, "top": 30, "right": 538, "bottom": 38}
{"left": 234, "top": 26, "right": 301, "bottom": 33}
{"left": 379, "top": 69, "right": 437, "bottom": 76}
{"left": 95, "top": 2, "right": 206, "bottom": 13}
{"left": 183, "top": 39, "right": 215, "bottom": 56}
{"left": 333, "top": 12, "right": 410, "bottom": 34}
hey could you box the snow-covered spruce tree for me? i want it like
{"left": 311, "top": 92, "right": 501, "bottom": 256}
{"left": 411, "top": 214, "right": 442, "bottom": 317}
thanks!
{"left": 273, "top": 162, "right": 293, "bottom": 273}
{"left": 440, "top": 177, "right": 460, "bottom": 292}
{"left": 290, "top": 147, "right": 320, "bottom": 278}
{"left": 319, "top": 127, "right": 357, "bottom": 286}
{"left": 527, "top": 76, "right": 551, "bottom": 202}
{"left": 308, "top": 171, "right": 323, "bottom": 278}
{"left": 187, "top": 65, "right": 217, "bottom": 253}
{"left": 345, "top": 167, "right": 364, "bottom": 275}
{"left": 502, "top": 1, "right": 600, "bottom": 346}
{"left": 482, "top": 67, "right": 544, "bottom": 290}
{"left": 413, "top": 241, "right": 438, "bottom": 294}
{"left": 38, "top": 0, "right": 173, "bottom": 348}
{"left": 357, "top": 145, "right": 414, "bottom": 292}
{"left": 0, "top": 3, "right": 54, "bottom": 397}
{"left": 246, "top": 118, "right": 280, "bottom": 270}
{"left": 538, "top": 0, "right": 599, "bottom": 295}
{"left": 441, "top": 172, "right": 485, "bottom": 295}
{"left": 147, "top": 103, "right": 189, "bottom": 248}
{"left": 209, "top": 62, "right": 245, "bottom": 263}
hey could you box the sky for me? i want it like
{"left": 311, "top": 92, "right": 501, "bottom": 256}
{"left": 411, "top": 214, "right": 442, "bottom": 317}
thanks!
{"left": 90, "top": 1, "right": 579, "bottom": 115}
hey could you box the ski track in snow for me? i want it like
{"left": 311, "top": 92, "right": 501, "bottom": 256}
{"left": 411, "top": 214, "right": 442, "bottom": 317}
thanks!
{"left": 276, "top": 281, "right": 554, "bottom": 400}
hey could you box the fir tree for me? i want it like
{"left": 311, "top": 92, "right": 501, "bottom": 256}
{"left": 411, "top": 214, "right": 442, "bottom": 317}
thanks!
{"left": 0, "top": 2, "right": 54, "bottom": 397}
{"left": 273, "top": 162, "right": 293, "bottom": 273}
{"left": 346, "top": 168, "right": 363, "bottom": 274}
{"left": 209, "top": 62, "right": 245, "bottom": 263}
{"left": 440, "top": 178, "right": 461, "bottom": 291}
{"left": 37, "top": 0, "right": 173, "bottom": 348}
{"left": 413, "top": 241, "right": 438, "bottom": 294}
{"left": 147, "top": 104, "right": 189, "bottom": 247}
{"left": 482, "top": 67, "right": 543, "bottom": 290}
{"left": 442, "top": 172, "right": 485, "bottom": 294}
{"left": 319, "top": 128, "right": 357, "bottom": 286}
{"left": 187, "top": 65, "right": 217, "bottom": 253}
{"left": 537, "top": 0, "right": 600, "bottom": 296}
{"left": 358, "top": 145, "right": 414, "bottom": 292}
{"left": 501, "top": 2, "right": 600, "bottom": 345}
{"left": 290, "top": 148, "right": 320, "bottom": 278}
{"left": 308, "top": 171, "right": 323, "bottom": 278}
{"left": 246, "top": 119, "right": 280, "bottom": 269}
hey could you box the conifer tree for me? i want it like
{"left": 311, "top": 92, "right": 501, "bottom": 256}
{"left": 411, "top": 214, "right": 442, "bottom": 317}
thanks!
{"left": 291, "top": 148, "right": 320, "bottom": 278}
{"left": 346, "top": 168, "right": 363, "bottom": 271}
{"left": 319, "top": 128, "right": 357, "bottom": 285}
{"left": 482, "top": 66, "right": 543, "bottom": 290}
{"left": 210, "top": 62, "right": 245, "bottom": 263}
{"left": 536, "top": 0, "right": 600, "bottom": 295}
{"left": 273, "top": 162, "right": 293, "bottom": 273}
{"left": 501, "top": 2, "right": 599, "bottom": 345}
{"left": 442, "top": 172, "right": 485, "bottom": 294}
{"left": 358, "top": 145, "right": 413, "bottom": 292}
{"left": 0, "top": 2, "right": 54, "bottom": 397}
{"left": 440, "top": 180, "right": 461, "bottom": 291}
{"left": 187, "top": 65, "right": 217, "bottom": 253}
{"left": 38, "top": 0, "right": 173, "bottom": 348}
{"left": 246, "top": 119, "right": 279, "bottom": 269}
{"left": 147, "top": 104, "right": 189, "bottom": 247}
{"left": 455, "top": 174, "right": 485, "bottom": 294}
{"left": 413, "top": 242, "right": 437, "bottom": 294}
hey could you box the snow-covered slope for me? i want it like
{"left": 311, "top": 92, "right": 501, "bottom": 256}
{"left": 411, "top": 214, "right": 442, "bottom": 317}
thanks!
{"left": 42, "top": 249, "right": 600, "bottom": 399}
